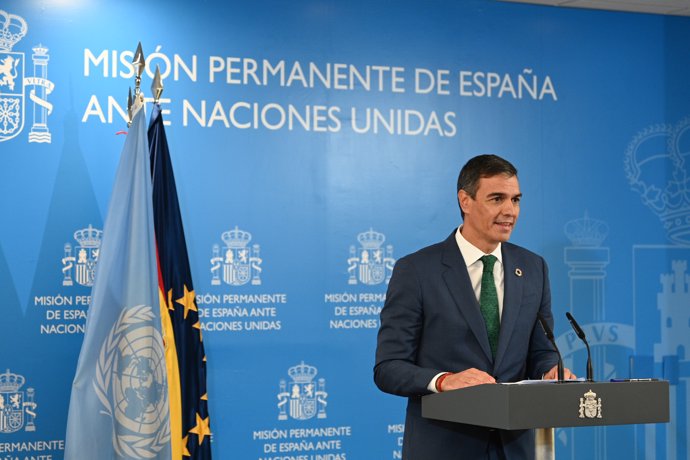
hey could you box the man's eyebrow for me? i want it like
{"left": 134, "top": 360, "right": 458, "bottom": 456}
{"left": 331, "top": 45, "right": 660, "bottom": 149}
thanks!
{"left": 485, "top": 192, "right": 523, "bottom": 198}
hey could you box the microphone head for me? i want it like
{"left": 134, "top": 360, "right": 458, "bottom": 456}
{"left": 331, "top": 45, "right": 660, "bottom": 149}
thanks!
{"left": 565, "top": 311, "right": 587, "bottom": 340}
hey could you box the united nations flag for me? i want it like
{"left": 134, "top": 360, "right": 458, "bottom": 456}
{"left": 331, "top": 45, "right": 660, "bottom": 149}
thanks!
{"left": 65, "top": 101, "right": 172, "bottom": 459}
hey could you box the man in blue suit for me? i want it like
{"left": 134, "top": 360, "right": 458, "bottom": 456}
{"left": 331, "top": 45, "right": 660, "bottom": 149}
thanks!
{"left": 374, "top": 154, "right": 575, "bottom": 459}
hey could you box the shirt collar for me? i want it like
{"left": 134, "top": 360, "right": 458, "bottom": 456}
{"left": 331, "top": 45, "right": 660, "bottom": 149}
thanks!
{"left": 455, "top": 225, "right": 502, "bottom": 267}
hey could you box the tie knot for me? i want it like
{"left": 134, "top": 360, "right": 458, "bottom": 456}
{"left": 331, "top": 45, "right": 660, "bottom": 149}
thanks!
{"left": 480, "top": 254, "right": 497, "bottom": 272}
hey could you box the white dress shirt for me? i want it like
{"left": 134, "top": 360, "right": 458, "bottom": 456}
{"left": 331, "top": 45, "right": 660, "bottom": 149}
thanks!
{"left": 454, "top": 226, "right": 504, "bottom": 319}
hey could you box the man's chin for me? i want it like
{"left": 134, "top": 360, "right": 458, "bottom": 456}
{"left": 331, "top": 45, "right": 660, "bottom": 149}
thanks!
{"left": 493, "top": 229, "right": 513, "bottom": 241}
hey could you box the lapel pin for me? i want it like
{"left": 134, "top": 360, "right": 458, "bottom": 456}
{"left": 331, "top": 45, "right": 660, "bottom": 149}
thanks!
{"left": 515, "top": 268, "right": 523, "bottom": 277}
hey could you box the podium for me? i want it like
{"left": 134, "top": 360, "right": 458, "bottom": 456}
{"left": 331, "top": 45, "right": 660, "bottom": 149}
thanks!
{"left": 422, "top": 380, "right": 669, "bottom": 459}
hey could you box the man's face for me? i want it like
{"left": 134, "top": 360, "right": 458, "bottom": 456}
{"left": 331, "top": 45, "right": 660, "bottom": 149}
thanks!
{"left": 458, "top": 174, "right": 521, "bottom": 253}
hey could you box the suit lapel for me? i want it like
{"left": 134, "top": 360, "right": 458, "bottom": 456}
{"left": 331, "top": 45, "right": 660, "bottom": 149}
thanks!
{"left": 440, "top": 233, "right": 493, "bottom": 361}
{"left": 494, "top": 244, "right": 524, "bottom": 371}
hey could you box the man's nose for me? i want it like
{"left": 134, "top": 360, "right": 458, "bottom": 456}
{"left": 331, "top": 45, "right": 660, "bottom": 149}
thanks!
{"left": 502, "top": 200, "right": 518, "bottom": 215}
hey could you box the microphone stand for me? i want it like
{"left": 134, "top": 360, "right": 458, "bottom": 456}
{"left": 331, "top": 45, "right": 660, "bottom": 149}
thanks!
{"left": 537, "top": 314, "right": 564, "bottom": 382}
{"left": 566, "top": 312, "right": 594, "bottom": 381}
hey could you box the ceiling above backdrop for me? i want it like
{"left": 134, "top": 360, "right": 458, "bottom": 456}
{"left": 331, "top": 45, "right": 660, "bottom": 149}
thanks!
{"left": 499, "top": 0, "right": 690, "bottom": 16}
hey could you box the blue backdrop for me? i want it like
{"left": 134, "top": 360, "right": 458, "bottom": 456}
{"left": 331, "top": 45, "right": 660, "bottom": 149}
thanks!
{"left": 1, "top": 0, "right": 689, "bottom": 458}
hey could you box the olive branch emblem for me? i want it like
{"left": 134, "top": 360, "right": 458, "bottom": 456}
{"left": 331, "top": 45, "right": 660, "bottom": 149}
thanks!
{"left": 93, "top": 305, "right": 171, "bottom": 458}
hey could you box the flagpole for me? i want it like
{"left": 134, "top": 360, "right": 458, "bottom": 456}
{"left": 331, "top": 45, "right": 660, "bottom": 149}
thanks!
{"left": 133, "top": 42, "right": 145, "bottom": 97}
{"left": 128, "top": 42, "right": 146, "bottom": 127}
{"left": 151, "top": 65, "right": 163, "bottom": 104}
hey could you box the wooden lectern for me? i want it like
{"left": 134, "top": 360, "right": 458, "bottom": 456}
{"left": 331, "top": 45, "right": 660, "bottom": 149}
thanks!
{"left": 422, "top": 380, "right": 669, "bottom": 459}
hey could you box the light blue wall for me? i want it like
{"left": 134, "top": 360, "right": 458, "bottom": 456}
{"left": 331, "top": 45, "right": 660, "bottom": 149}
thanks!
{"left": 1, "top": 0, "right": 689, "bottom": 458}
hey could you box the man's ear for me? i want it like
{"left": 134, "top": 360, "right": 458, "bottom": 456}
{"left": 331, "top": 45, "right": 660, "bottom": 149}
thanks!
{"left": 458, "top": 190, "right": 471, "bottom": 215}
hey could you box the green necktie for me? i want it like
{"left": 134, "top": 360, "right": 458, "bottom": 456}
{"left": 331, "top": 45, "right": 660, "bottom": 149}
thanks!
{"left": 480, "top": 255, "right": 500, "bottom": 358}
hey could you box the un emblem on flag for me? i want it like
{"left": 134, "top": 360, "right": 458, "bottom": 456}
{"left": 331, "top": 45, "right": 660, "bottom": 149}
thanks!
{"left": 347, "top": 228, "right": 395, "bottom": 285}
{"left": 211, "top": 226, "right": 263, "bottom": 286}
{"left": 0, "top": 369, "right": 37, "bottom": 433}
{"left": 95, "top": 305, "right": 170, "bottom": 459}
{"left": 277, "top": 362, "right": 328, "bottom": 421}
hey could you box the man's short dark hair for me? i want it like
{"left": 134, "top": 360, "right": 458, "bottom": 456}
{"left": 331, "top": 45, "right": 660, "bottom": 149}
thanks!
{"left": 456, "top": 154, "right": 518, "bottom": 217}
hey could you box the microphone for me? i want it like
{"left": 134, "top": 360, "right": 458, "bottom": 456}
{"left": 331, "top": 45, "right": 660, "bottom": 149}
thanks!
{"left": 566, "top": 312, "right": 594, "bottom": 381}
{"left": 537, "top": 313, "right": 564, "bottom": 382}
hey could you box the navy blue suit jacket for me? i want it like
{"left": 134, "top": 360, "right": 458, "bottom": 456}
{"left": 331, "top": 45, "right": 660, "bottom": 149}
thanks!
{"left": 374, "top": 231, "right": 558, "bottom": 459}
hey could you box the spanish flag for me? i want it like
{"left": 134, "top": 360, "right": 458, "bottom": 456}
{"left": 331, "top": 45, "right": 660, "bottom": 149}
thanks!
{"left": 149, "top": 104, "right": 212, "bottom": 459}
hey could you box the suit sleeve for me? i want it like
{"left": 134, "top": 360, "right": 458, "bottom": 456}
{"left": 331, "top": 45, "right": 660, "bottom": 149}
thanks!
{"left": 526, "top": 256, "right": 560, "bottom": 379}
{"left": 374, "top": 257, "right": 440, "bottom": 397}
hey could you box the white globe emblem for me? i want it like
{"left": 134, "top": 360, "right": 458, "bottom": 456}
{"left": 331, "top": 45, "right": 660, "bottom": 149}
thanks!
{"left": 112, "top": 324, "right": 168, "bottom": 434}
{"left": 95, "top": 305, "right": 170, "bottom": 458}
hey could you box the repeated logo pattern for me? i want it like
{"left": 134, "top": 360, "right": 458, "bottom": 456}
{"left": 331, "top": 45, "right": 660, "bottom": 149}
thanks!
{"left": 347, "top": 228, "right": 394, "bottom": 285}
{"left": 62, "top": 225, "right": 102, "bottom": 287}
{"left": 211, "top": 226, "right": 263, "bottom": 286}
{"left": 277, "top": 362, "right": 327, "bottom": 421}
{"left": 0, "top": 369, "right": 37, "bottom": 433}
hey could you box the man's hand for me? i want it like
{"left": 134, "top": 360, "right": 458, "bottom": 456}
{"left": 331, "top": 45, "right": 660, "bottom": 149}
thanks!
{"left": 543, "top": 365, "right": 577, "bottom": 380}
{"left": 438, "top": 368, "right": 496, "bottom": 391}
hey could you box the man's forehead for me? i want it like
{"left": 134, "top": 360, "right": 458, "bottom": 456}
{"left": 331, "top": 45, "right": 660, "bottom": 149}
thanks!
{"left": 477, "top": 174, "right": 520, "bottom": 191}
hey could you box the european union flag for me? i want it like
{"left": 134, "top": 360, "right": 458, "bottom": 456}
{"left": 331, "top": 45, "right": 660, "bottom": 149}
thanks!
{"left": 149, "top": 104, "right": 212, "bottom": 459}
{"left": 65, "top": 105, "right": 172, "bottom": 459}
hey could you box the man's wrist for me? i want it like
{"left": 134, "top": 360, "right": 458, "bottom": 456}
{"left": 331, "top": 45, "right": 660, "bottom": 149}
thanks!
{"left": 435, "top": 372, "right": 453, "bottom": 392}
{"left": 428, "top": 372, "right": 450, "bottom": 393}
